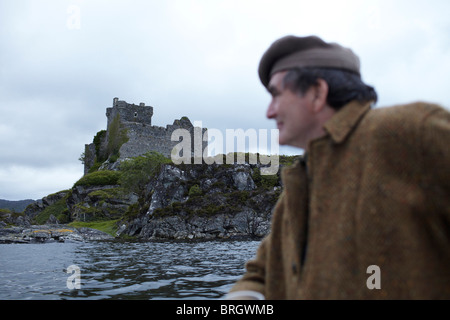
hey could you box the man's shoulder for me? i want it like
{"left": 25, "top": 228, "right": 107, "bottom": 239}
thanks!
{"left": 351, "top": 102, "right": 449, "bottom": 146}
{"left": 364, "top": 101, "right": 447, "bottom": 127}
{"left": 371, "top": 101, "right": 444, "bottom": 116}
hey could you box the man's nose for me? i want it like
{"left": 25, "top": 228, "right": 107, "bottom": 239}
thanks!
{"left": 266, "top": 101, "right": 276, "bottom": 119}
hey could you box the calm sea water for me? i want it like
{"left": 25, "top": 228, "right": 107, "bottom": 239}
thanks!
{"left": 0, "top": 240, "right": 260, "bottom": 300}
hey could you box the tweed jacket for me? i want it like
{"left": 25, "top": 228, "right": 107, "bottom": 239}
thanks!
{"left": 230, "top": 100, "right": 450, "bottom": 299}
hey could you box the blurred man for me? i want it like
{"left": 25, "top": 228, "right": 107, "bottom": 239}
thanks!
{"left": 227, "top": 35, "right": 450, "bottom": 299}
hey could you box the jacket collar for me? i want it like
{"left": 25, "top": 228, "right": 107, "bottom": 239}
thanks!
{"left": 283, "top": 100, "right": 373, "bottom": 181}
{"left": 322, "top": 100, "right": 373, "bottom": 144}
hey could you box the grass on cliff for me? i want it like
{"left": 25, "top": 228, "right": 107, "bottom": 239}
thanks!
{"left": 118, "top": 151, "right": 172, "bottom": 193}
{"left": 74, "top": 170, "right": 122, "bottom": 187}
{"left": 68, "top": 219, "right": 119, "bottom": 237}
{"left": 0, "top": 208, "right": 28, "bottom": 226}
{"left": 33, "top": 192, "right": 71, "bottom": 225}
{"left": 74, "top": 152, "right": 171, "bottom": 191}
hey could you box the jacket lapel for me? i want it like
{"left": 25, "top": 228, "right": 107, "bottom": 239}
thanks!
{"left": 323, "top": 100, "right": 372, "bottom": 144}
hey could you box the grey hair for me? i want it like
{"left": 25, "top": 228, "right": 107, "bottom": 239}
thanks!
{"left": 282, "top": 67, "right": 378, "bottom": 110}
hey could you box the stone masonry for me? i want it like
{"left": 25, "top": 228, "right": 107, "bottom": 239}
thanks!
{"left": 84, "top": 97, "right": 207, "bottom": 174}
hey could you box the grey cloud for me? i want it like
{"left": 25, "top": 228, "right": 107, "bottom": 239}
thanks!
{"left": 1, "top": 0, "right": 449, "bottom": 200}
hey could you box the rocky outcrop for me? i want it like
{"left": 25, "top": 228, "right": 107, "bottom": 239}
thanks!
{"left": 23, "top": 190, "right": 69, "bottom": 221}
{"left": 117, "top": 161, "right": 282, "bottom": 240}
{"left": 0, "top": 210, "right": 31, "bottom": 228}
{"left": 122, "top": 208, "right": 273, "bottom": 240}
{"left": 67, "top": 185, "right": 138, "bottom": 222}
{"left": 17, "top": 153, "right": 296, "bottom": 241}
{"left": 0, "top": 224, "right": 113, "bottom": 244}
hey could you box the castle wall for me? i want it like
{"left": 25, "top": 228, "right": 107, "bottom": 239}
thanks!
{"left": 119, "top": 121, "right": 208, "bottom": 160}
{"left": 84, "top": 98, "right": 207, "bottom": 174}
{"left": 119, "top": 123, "right": 181, "bottom": 160}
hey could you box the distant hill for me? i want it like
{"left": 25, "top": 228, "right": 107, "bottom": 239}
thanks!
{"left": 0, "top": 199, "right": 36, "bottom": 213}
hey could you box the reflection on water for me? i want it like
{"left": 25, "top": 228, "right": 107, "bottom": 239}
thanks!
{"left": 0, "top": 240, "right": 260, "bottom": 300}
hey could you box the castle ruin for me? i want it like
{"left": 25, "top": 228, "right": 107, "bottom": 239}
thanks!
{"left": 83, "top": 97, "right": 207, "bottom": 174}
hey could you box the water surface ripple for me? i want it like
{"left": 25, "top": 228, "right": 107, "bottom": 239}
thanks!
{"left": 0, "top": 240, "right": 260, "bottom": 300}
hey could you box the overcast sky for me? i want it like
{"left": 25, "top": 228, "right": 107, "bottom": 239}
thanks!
{"left": 1, "top": 0, "right": 449, "bottom": 200}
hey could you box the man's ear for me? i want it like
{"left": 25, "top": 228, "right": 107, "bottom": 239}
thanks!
{"left": 311, "top": 78, "right": 329, "bottom": 113}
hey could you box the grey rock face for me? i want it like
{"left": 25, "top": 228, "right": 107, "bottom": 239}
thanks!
{"left": 23, "top": 191, "right": 69, "bottom": 220}
{"left": 67, "top": 185, "right": 138, "bottom": 222}
{"left": 14, "top": 150, "right": 293, "bottom": 241}
{"left": 232, "top": 165, "right": 256, "bottom": 191}
{"left": 118, "top": 162, "right": 281, "bottom": 240}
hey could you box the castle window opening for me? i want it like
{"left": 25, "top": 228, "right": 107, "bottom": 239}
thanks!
{"left": 134, "top": 112, "right": 138, "bottom": 118}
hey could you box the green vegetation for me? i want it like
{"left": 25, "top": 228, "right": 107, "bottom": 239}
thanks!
{"left": 18, "top": 150, "right": 298, "bottom": 237}
{"left": 152, "top": 201, "right": 183, "bottom": 218}
{"left": 73, "top": 202, "right": 124, "bottom": 222}
{"left": 78, "top": 152, "right": 86, "bottom": 165}
{"left": 122, "top": 202, "right": 144, "bottom": 221}
{"left": 82, "top": 115, "right": 130, "bottom": 172}
{"left": 68, "top": 219, "right": 119, "bottom": 237}
{"left": 33, "top": 193, "right": 71, "bottom": 225}
{"left": 88, "top": 188, "right": 125, "bottom": 201}
{"left": 279, "top": 154, "right": 299, "bottom": 167}
{"left": 252, "top": 167, "right": 279, "bottom": 190}
{"left": 69, "top": 152, "right": 173, "bottom": 228}
{"left": 196, "top": 203, "right": 225, "bottom": 216}
{"left": 74, "top": 170, "right": 121, "bottom": 187}
{"left": 83, "top": 129, "right": 108, "bottom": 173}
{"left": 152, "top": 198, "right": 226, "bottom": 218}
{"left": 0, "top": 208, "right": 27, "bottom": 227}
{"left": 188, "top": 184, "right": 202, "bottom": 197}
{"left": 106, "top": 114, "right": 129, "bottom": 162}
{"left": 93, "top": 130, "right": 107, "bottom": 160}
{"left": 119, "top": 151, "right": 172, "bottom": 194}
{"left": 56, "top": 212, "right": 70, "bottom": 224}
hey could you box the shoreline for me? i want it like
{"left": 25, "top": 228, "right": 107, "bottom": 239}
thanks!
{"left": 0, "top": 224, "right": 114, "bottom": 244}
{"left": 0, "top": 223, "right": 264, "bottom": 244}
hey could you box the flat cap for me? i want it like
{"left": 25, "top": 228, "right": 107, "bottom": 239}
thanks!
{"left": 258, "top": 35, "right": 361, "bottom": 88}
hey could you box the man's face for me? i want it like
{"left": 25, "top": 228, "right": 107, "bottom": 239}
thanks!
{"left": 266, "top": 71, "right": 317, "bottom": 149}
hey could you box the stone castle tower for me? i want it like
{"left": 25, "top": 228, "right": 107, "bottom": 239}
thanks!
{"left": 106, "top": 97, "right": 154, "bottom": 127}
{"left": 83, "top": 97, "right": 207, "bottom": 175}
